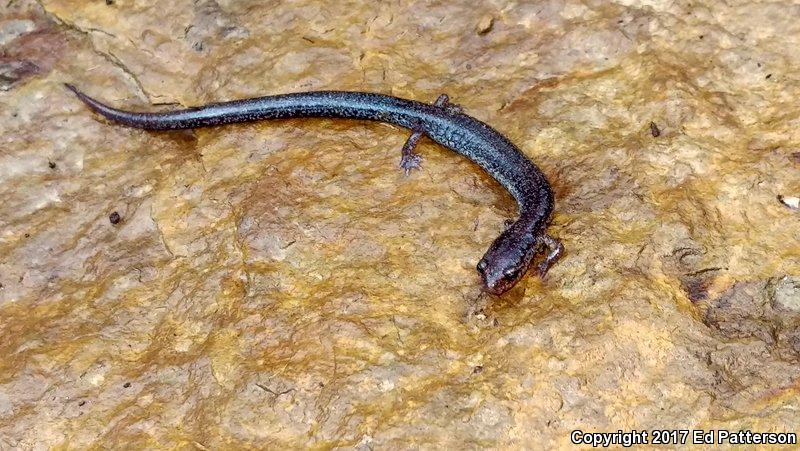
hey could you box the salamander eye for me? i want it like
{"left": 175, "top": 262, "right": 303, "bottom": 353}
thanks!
{"left": 503, "top": 268, "right": 520, "bottom": 280}
{"left": 477, "top": 260, "right": 488, "bottom": 272}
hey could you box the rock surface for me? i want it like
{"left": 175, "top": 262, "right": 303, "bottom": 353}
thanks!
{"left": 1, "top": 0, "right": 799, "bottom": 448}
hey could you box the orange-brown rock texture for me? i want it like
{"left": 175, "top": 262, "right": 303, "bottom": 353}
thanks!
{"left": 1, "top": 0, "right": 799, "bottom": 448}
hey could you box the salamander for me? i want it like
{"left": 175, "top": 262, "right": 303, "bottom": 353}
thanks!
{"left": 65, "top": 84, "right": 563, "bottom": 294}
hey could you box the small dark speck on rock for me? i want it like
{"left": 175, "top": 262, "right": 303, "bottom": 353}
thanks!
{"left": 790, "top": 152, "right": 800, "bottom": 164}
{"left": 650, "top": 121, "right": 661, "bottom": 137}
{"left": 78, "top": 400, "right": 86, "bottom": 406}
{"left": 473, "top": 365, "right": 483, "bottom": 374}
{"left": 766, "top": 73, "right": 773, "bottom": 79}
{"left": 123, "top": 382, "right": 131, "bottom": 388}
{"left": 109, "top": 211, "right": 121, "bottom": 225}
{"left": 24, "top": 233, "right": 30, "bottom": 238}
{"left": 105, "top": 0, "right": 114, "bottom": 5}
{"left": 699, "top": 35, "right": 704, "bottom": 39}
{"left": 48, "top": 161, "right": 56, "bottom": 169}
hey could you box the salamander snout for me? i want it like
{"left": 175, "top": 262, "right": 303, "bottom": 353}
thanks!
{"left": 477, "top": 258, "right": 524, "bottom": 295}
{"left": 476, "top": 224, "right": 540, "bottom": 295}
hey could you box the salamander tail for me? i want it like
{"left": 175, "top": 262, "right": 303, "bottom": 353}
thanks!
{"left": 64, "top": 83, "right": 120, "bottom": 118}
{"left": 64, "top": 83, "right": 171, "bottom": 129}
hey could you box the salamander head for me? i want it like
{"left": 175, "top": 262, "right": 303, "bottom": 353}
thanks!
{"left": 476, "top": 223, "right": 540, "bottom": 295}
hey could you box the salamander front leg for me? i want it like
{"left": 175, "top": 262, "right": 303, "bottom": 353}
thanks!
{"left": 535, "top": 233, "right": 564, "bottom": 278}
{"left": 399, "top": 94, "right": 459, "bottom": 175}
{"left": 399, "top": 129, "right": 424, "bottom": 175}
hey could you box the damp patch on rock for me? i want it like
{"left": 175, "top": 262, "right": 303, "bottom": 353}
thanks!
{"left": 704, "top": 277, "right": 800, "bottom": 358}
{"left": 0, "top": 60, "right": 39, "bottom": 91}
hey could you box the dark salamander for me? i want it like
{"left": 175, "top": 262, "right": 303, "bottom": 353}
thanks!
{"left": 65, "top": 84, "right": 563, "bottom": 294}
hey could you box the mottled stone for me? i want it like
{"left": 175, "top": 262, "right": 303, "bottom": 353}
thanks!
{"left": 0, "top": 19, "right": 36, "bottom": 46}
{"left": 773, "top": 276, "right": 800, "bottom": 313}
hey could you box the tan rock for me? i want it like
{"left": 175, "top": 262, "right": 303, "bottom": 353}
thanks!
{"left": 1, "top": 0, "right": 798, "bottom": 448}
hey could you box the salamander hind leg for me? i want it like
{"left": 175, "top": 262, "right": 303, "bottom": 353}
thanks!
{"left": 435, "top": 93, "right": 463, "bottom": 115}
{"left": 535, "top": 233, "right": 564, "bottom": 278}
{"left": 398, "top": 94, "right": 459, "bottom": 175}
